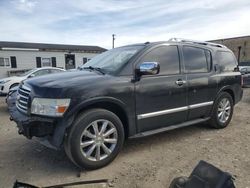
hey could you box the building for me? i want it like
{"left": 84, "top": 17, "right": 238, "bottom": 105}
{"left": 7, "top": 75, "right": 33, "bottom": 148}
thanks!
{"left": 0, "top": 41, "right": 107, "bottom": 78}
{"left": 209, "top": 35, "right": 250, "bottom": 65}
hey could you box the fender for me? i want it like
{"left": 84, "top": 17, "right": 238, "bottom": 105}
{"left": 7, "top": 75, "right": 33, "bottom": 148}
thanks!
{"left": 67, "top": 96, "right": 129, "bottom": 118}
{"left": 50, "top": 96, "right": 136, "bottom": 148}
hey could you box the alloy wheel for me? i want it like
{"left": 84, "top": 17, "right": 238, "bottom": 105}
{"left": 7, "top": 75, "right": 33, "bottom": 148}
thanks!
{"left": 79, "top": 119, "right": 118, "bottom": 161}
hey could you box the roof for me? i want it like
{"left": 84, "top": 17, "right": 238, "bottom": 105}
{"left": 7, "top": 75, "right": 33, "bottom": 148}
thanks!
{"left": 0, "top": 41, "right": 107, "bottom": 53}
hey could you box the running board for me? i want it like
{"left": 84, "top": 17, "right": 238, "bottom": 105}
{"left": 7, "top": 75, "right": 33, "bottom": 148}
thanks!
{"left": 129, "top": 117, "right": 210, "bottom": 139}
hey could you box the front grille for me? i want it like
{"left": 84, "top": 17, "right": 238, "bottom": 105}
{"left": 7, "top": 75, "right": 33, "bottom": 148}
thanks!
{"left": 16, "top": 85, "right": 31, "bottom": 114}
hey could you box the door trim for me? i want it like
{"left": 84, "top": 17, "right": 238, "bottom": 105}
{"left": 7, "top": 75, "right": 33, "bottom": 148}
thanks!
{"left": 137, "top": 101, "right": 213, "bottom": 120}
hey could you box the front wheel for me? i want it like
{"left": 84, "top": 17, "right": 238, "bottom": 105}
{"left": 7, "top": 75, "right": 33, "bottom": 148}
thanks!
{"left": 64, "top": 109, "right": 125, "bottom": 170}
{"left": 209, "top": 92, "right": 234, "bottom": 129}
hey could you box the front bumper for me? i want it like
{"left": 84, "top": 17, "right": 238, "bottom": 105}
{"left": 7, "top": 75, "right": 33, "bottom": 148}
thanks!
{"left": 9, "top": 101, "right": 56, "bottom": 139}
{"left": 8, "top": 93, "right": 75, "bottom": 149}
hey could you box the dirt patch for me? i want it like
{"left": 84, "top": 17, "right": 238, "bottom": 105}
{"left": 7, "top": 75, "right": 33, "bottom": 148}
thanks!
{"left": 0, "top": 89, "right": 250, "bottom": 187}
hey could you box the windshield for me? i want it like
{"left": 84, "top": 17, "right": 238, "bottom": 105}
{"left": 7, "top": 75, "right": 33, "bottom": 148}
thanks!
{"left": 18, "top": 68, "right": 37, "bottom": 77}
{"left": 80, "top": 45, "right": 144, "bottom": 74}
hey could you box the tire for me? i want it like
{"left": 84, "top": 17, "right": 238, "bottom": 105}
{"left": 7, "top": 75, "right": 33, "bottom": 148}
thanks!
{"left": 209, "top": 92, "right": 234, "bottom": 129}
{"left": 64, "top": 108, "right": 125, "bottom": 170}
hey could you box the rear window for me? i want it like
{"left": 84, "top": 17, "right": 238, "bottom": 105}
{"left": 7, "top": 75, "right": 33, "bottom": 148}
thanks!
{"left": 216, "top": 51, "right": 237, "bottom": 72}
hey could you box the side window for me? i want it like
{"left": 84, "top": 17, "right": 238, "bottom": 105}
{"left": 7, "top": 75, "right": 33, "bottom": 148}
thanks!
{"left": 216, "top": 51, "right": 237, "bottom": 72}
{"left": 32, "top": 69, "right": 50, "bottom": 77}
{"left": 183, "top": 46, "right": 209, "bottom": 73}
{"left": 140, "top": 46, "right": 180, "bottom": 75}
{"left": 50, "top": 69, "right": 63, "bottom": 74}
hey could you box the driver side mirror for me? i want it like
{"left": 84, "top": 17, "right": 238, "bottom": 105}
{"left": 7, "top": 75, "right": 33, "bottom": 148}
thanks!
{"left": 137, "top": 62, "right": 160, "bottom": 76}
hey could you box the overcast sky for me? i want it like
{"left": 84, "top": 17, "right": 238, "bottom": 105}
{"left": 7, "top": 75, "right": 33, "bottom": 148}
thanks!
{"left": 0, "top": 0, "right": 250, "bottom": 49}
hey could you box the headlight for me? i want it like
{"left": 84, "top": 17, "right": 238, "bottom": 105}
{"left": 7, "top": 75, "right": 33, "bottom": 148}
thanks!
{"left": 31, "top": 98, "right": 71, "bottom": 117}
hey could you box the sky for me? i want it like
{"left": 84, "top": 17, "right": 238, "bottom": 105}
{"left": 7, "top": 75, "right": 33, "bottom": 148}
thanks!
{"left": 0, "top": 0, "right": 250, "bottom": 49}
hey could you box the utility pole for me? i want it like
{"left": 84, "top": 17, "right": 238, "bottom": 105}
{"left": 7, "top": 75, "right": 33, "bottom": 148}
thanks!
{"left": 112, "top": 34, "right": 116, "bottom": 49}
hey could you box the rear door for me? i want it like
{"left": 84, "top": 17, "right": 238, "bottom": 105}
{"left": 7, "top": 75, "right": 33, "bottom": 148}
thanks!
{"left": 182, "top": 45, "right": 216, "bottom": 120}
{"left": 135, "top": 45, "right": 188, "bottom": 132}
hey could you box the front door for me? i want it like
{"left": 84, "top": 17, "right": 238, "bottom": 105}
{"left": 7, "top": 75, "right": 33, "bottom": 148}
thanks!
{"left": 65, "top": 54, "right": 75, "bottom": 70}
{"left": 135, "top": 45, "right": 188, "bottom": 132}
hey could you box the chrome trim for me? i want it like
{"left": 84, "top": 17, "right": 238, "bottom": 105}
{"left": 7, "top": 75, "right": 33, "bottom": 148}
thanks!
{"left": 137, "top": 106, "right": 188, "bottom": 120}
{"left": 16, "top": 103, "right": 27, "bottom": 113}
{"left": 137, "top": 101, "right": 214, "bottom": 120}
{"left": 19, "top": 88, "right": 30, "bottom": 95}
{"left": 17, "top": 102, "right": 28, "bottom": 109}
{"left": 189, "top": 101, "right": 213, "bottom": 109}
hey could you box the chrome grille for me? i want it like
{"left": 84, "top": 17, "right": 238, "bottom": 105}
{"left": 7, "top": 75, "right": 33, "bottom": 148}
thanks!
{"left": 16, "top": 85, "right": 31, "bottom": 114}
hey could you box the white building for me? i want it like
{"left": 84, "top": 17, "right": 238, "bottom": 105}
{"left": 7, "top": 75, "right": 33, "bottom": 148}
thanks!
{"left": 0, "top": 41, "right": 106, "bottom": 78}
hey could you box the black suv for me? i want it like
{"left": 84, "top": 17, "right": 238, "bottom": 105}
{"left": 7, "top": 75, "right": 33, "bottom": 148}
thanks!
{"left": 9, "top": 39, "right": 243, "bottom": 169}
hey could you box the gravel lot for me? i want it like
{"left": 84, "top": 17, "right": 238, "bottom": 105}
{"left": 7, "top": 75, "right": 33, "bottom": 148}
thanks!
{"left": 0, "top": 89, "right": 250, "bottom": 188}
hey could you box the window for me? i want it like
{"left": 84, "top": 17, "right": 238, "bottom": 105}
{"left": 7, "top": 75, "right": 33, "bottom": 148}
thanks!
{"left": 50, "top": 69, "right": 64, "bottom": 74}
{"left": 41, "top": 58, "right": 52, "bottom": 67}
{"left": 32, "top": 69, "right": 51, "bottom": 77}
{"left": 216, "top": 51, "right": 237, "bottom": 72}
{"left": 0, "top": 58, "right": 10, "bottom": 67}
{"left": 183, "top": 46, "right": 209, "bottom": 73}
{"left": 140, "top": 46, "right": 180, "bottom": 75}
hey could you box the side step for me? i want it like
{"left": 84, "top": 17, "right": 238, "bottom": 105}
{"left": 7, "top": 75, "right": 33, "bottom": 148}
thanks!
{"left": 129, "top": 117, "right": 210, "bottom": 139}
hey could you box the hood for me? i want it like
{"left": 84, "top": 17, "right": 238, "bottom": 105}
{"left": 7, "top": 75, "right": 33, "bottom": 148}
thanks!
{"left": 24, "top": 70, "right": 112, "bottom": 98}
{"left": 0, "top": 76, "right": 20, "bottom": 83}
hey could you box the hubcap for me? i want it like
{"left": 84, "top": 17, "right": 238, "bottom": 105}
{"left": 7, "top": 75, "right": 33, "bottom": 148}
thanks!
{"left": 80, "top": 119, "right": 118, "bottom": 161}
{"left": 217, "top": 98, "right": 231, "bottom": 124}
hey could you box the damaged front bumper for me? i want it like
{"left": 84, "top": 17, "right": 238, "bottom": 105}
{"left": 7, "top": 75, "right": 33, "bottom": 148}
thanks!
{"left": 9, "top": 103, "right": 55, "bottom": 139}
{"left": 8, "top": 93, "right": 75, "bottom": 149}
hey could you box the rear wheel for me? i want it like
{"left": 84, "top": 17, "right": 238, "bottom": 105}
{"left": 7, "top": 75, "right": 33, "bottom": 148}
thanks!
{"left": 209, "top": 92, "right": 234, "bottom": 129}
{"left": 64, "top": 108, "right": 124, "bottom": 170}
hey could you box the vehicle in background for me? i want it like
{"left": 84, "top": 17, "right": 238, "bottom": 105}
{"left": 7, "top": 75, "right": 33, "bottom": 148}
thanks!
{"left": 240, "top": 67, "right": 250, "bottom": 87}
{"left": 0, "top": 67, "right": 65, "bottom": 95}
{"left": 9, "top": 39, "right": 242, "bottom": 170}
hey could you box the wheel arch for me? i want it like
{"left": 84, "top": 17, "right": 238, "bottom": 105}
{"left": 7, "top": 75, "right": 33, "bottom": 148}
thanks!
{"left": 217, "top": 86, "right": 235, "bottom": 104}
{"left": 70, "top": 97, "right": 132, "bottom": 138}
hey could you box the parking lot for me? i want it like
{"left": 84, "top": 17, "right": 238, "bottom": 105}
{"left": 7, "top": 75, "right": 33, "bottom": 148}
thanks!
{"left": 0, "top": 89, "right": 249, "bottom": 188}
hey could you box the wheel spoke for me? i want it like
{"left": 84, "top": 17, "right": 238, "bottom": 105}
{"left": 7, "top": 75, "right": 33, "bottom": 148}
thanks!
{"left": 218, "top": 107, "right": 223, "bottom": 112}
{"left": 225, "top": 106, "right": 231, "bottom": 110}
{"left": 83, "top": 130, "right": 96, "bottom": 139}
{"left": 95, "top": 145, "right": 101, "bottom": 161}
{"left": 103, "top": 128, "right": 116, "bottom": 137}
{"left": 81, "top": 140, "right": 95, "bottom": 148}
{"left": 101, "top": 143, "right": 111, "bottom": 155}
{"left": 100, "top": 121, "right": 108, "bottom": 135}
{"left": 218, "top": 111, "right": 223, "bottom": 118}
{"left": 86, "top": 144, "right": 96, "bottom": 157}
{"left": 92, "top": 121, "right": 99, "bottom": 135}
{"left": 104, "top": 138, "right": 117, "bottom": 144}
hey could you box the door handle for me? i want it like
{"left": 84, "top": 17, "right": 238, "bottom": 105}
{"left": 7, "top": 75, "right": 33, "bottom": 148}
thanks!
{"left": 175, "top": 79, "right": 186, "bottom": 86}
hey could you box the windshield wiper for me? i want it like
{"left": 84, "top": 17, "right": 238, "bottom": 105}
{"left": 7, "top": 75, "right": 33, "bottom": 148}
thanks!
{"left": 82, "top": 66, "right": 105, "bottom": 75}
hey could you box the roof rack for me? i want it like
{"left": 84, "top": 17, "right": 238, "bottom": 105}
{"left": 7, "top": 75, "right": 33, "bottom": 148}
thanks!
{"left": 168, "top": 38, "right": 227, "bottom": 48}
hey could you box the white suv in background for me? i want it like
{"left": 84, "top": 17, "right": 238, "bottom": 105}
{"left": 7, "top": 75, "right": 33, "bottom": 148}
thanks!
{"left": 0, "top": 67, "right": 65, "bottom": 95}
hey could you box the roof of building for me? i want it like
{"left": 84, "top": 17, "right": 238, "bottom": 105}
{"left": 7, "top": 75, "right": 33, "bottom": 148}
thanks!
{"left": 0, "top": 41, "right": 107, "bottom": 53}
{"left": 208, "top": 35, "right": 250, "bottom": 42}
